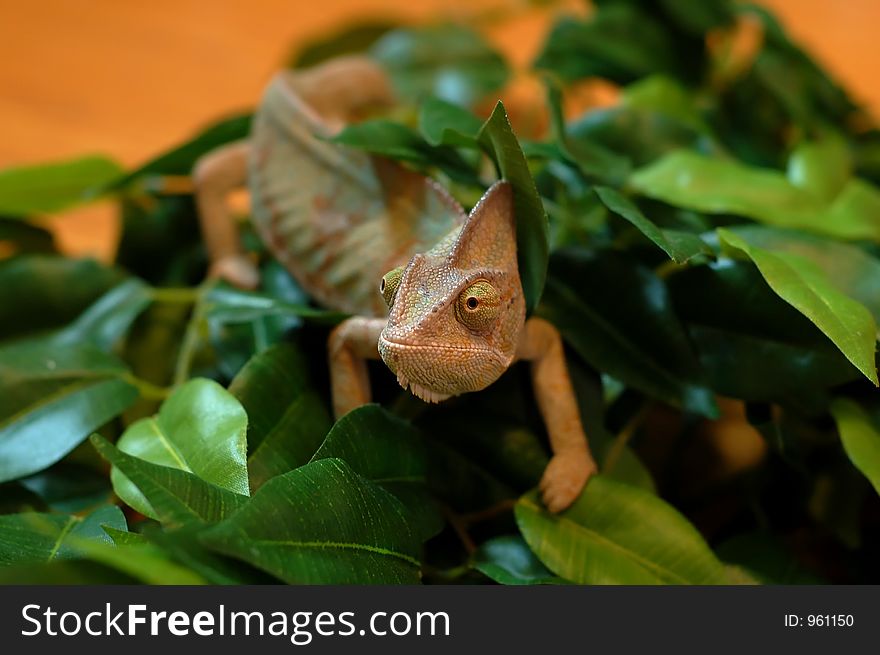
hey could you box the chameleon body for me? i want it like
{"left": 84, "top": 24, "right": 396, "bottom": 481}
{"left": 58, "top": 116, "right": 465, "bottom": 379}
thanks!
{"left": 194, "top": 56, "right": 596, "bottom": 512}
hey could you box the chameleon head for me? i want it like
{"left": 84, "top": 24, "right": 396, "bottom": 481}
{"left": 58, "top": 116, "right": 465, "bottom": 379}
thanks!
{"left": 378, "top": 181, "right": 526, "bottom": 403}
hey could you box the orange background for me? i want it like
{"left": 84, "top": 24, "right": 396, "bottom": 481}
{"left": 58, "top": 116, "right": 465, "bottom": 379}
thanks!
{"left": 1, "top": 0, "right": 877, "bottom": 256}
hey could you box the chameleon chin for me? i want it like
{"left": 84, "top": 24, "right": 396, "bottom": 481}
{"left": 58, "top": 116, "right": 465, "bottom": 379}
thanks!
{"left": 193, "top": 55, "right": 597, "bottom": 513}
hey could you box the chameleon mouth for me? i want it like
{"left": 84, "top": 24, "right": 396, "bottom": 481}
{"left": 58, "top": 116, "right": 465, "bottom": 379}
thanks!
{"left": 394, "top": 371, "right": 452, "bottom": 404}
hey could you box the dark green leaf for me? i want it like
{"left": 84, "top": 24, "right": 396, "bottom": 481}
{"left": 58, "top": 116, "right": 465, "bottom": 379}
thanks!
{"left": 229, "top": 343, "right": 331, "bottom": 489}
{"left": 668, "top": 261, "right": 863, "bottom": 408}
{"left": 203, "top": 282, "right": 345, "bottom": 325}
{"left": 312, "top": 405, "right": 442, "bottom": 540}
{"left": 291, "top": 21, "right": 397, "bottom": 69}
{"left": 0, "top": 218, "right": 56, "bottom": 255}
{"left": 0, "top": 156, "right": 122, "bottom": 216}
{"left": 418, "top": 97, "right": 483, "bottom": 148}
{"left": 0, "top": 256, "right": 125, "bottom": 342}
{"left": 595, "top": 186, "right": 712, "bottom": 263}
{"left": 715, "top": 532, "right": 823, "bottom": 584}
{"left": 110, "top": 378, "right": 249, "bottom": 519}
{"left": 474, "top": 535, "right": 566, "bottom": 585}
{"left": 478, "top": 102, "right": 549, "bottom": 313}
{"left": 539, "top": 248, "right": 717, "bottom": 417}
{"left": 203, "top": 458, "right": 422, "bottom": 584}
{"left": 516, "top": 477, "right": 729, "bottom": 584}
{"left": 371, "top": 24, "right": 509, "bottom": 107}
{"left": 91, "top": 435, "right": 247, "bottom": 527}
{"left": 0, "top": 339, "right": 135, "bottom": 471}
{"left": 0, "top": 505, "right": 125, "bottom": 565}
{"left": 53, "top": 279, "right": 153, "bottom": 349}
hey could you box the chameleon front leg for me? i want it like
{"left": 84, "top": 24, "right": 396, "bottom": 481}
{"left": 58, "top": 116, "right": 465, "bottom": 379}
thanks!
{"left": 328, "top": 317, "right": 387, "bottom": 418}
{"left": 193, "top": 140, "right": 259, "bottom": 289}
{"left": 517, "top": 316, "right": 598, "bottom": 513}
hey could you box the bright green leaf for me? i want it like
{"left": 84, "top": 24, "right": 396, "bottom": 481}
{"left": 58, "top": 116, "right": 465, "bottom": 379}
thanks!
{"left": 718, "top": 229, "right": 878, "bottom": 385}
{"left": 631, "top": 150, "right": 880, "bottom": 243}
{"left": 0, "top": 156, "right": 123, "bottom": 217}
{"left": 515, "top": 476, "right": 729, "bottom": 584}
{"left": 787, "top": 133, "right": 852, "bottom": 201}
{"left": 91, "top": 435, "right": 247, "bottom": 527}
{"left": 110, "top": 378, "right": 249, "bottom": 518}
{"left": 831, "top": 399, "right": 880, "bottom": 496}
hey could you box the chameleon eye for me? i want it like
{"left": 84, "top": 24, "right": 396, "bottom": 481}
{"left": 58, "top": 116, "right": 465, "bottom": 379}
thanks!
{"left": 456, "top": 280, "right": 501, "bottom": 331}
{"left": 380, "top": 266, "right": 405, "bottom": 307}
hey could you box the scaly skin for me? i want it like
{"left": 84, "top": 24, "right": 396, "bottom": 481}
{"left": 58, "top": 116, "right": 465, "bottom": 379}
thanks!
{"left": 194, "top": 56, "right": 596, "bottom": 513}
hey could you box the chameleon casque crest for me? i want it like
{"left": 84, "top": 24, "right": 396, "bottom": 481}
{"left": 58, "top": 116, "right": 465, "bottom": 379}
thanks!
{"left": 193, "top": 55, "right": 596, "bottom": 512}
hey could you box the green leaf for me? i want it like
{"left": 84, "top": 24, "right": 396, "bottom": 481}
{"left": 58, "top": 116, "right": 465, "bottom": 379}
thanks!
{"left": 53, "top": 279, "right": 153, "bottom": 349}
{"left": 312, "top": 405, "right": 442, "bottom": 540}
{"left": 0, "top": 364, "right": 138, "bottom": 483}
{"left": 720, "top": 226, "right": 880, "bottom": 323}
{"left": 0, "top": 218, "right": 56, "bottom": 255}
{"left": 20, "top": 462, "right": 113, "bottom": 513}
{"left": 715, "top": 532, "right": 823, "bottom": 584}
{"left": 202, "top": 458, "right": 422, "bottom": 584}
{"left": 539, "top": 248, "right": 717, "bottom": 417}
{"left": 718, "top": 229, "right": 878, "bottom": 386}
{"left": 329, "top": 120, "right": 477, "bottom": 185}
{"left": 622, "top": 75, "right": 707, "bottom": 131}
{"left": 91, "top": 435, "right": 247, "bottom": 527}
{"left": 515, "top": 476, "right": 729, "bottom": 584}
{"left": 291, "top": 21, "right": 396, "bottom": 69}
{"left": 535, "top": 9, "right": 679, "bottom": 84}
{"left": 630, "top": 150, "right": 880, "bottom": 243}
{"left": 229, "top": 344, "right": 331, "bottom": 489}
{"left": 787, "top": 133, "right": 852, "bottom": 201}
{"left": 0, "top": 505, "right": 125, "bottom": 565}
{"left": 595, "top": 186, "right": 712, "bottom": 263}
{"left": 371, "top": 24, "right": 509, "bottom": 107}
{"left": 668, "top": 261, "right": 863, "bottom": 408}
{"left": 73, "top": 540, "right": 206, "bottom": 585}
{"left": 0, "top": 256, "right": 125, "bottom": 342}
{"left": 141, "top": 525, "right": 274, "bottom": 584}
{"left": 831, "top": 399, "right": 880, "bottom": 496}
{"left": 110, "top": 378, "right": 249, "bottom": 519}
{"left": 478, "top": 102, "right": 549, "bottom": 313}
{"left": 418, "top": 97, "right": 482, "bottom": 148}
{"left": 474, "top": 535, "right": 566, "bottom": 585}
{"left": 111, "top": 114, "right": 251, "bottom": 189}
{"left": 202, "top": 283, "right": 345, "bottom": 325}
{"left": 0, "top": 156, "right": 123, "bottom": 216}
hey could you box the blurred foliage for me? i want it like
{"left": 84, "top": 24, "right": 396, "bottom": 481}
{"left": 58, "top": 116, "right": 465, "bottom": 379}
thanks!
{"left": 1, "top": 0, "right": 879, "bottom": 585}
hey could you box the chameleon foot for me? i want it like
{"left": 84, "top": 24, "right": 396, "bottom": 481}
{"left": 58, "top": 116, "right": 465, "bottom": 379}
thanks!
{"left": 540, "top": 449, "right": 598, "bottom": 513}
{"left": 209, "top": 254, "right": 260, "bottom": 290}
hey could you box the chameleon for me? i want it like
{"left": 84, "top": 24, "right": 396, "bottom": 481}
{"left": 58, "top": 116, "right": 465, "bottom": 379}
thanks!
{"left": 192, "top": 55, "right": 596, "bottom": 512}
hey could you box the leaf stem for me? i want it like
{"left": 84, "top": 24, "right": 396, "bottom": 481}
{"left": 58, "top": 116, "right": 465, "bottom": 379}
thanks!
{"left": 149, "top": 287, "right": 201, "bottom": 304}
{"left": 121, "top": 373, "right": 171, "bottom": 401}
